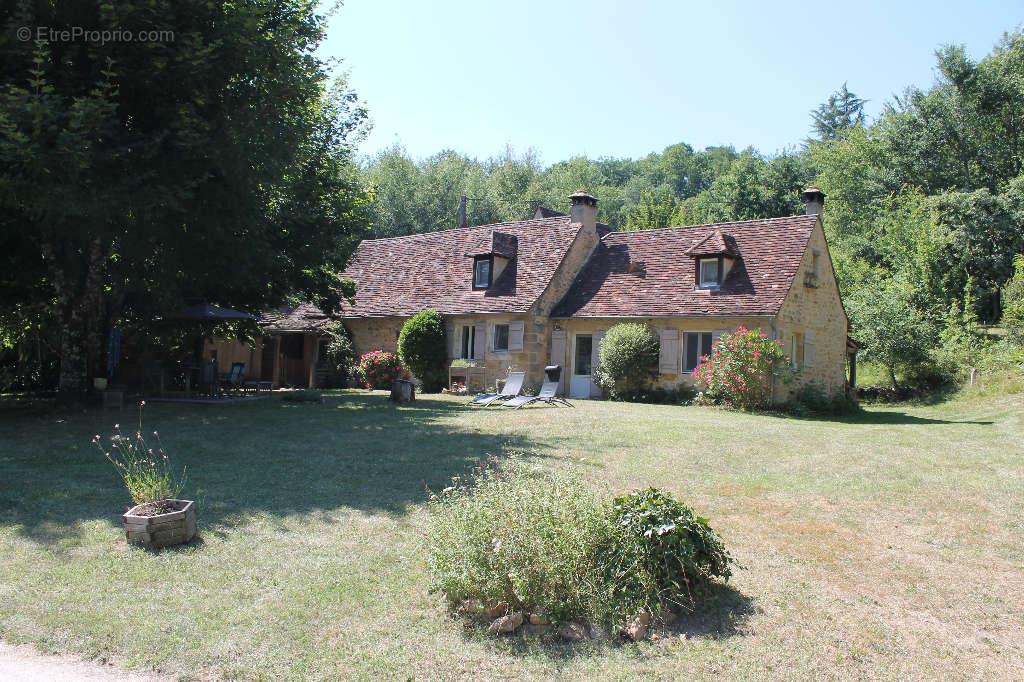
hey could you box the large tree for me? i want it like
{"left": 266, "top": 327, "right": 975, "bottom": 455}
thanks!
{"left": 0, "top": 0, "right": 371, "bottom": 395}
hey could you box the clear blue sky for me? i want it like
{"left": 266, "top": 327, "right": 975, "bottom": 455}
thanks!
{"left": 319, "top": 0, "right": 1023, "bottom": 165}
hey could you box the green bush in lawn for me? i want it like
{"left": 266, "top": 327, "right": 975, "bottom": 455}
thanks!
{"left": 600, "top": 488, "right": 733, "bottom": 619}
{"left": 398, "top": 310, "right": 448, "bottom": 392}
{"left": 426, "top": 457, "right": 612, "bottom": 625}
{"left": 592, "top": 323, "right": 660, "bottom": 401}
{"left": 426, "top": 458, "right": 733, "bottom": 629}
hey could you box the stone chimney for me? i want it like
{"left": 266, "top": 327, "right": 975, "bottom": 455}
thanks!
{"left": 569, "top": 190, "right": 597, "bottom": 230}
{"left": 801, "top": 186, "right": 825, "bottom": 216}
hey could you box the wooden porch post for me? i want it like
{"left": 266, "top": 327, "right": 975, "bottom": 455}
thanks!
{"left": 272, "top": 335, "right": 281, "bottom": 388}
{"left": 308, "top": 334, "right": 320, "bottom": 389}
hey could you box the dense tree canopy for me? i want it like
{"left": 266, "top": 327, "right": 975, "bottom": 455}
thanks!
{"left": 0, "top": 0, "right": 371, "bottom": 394}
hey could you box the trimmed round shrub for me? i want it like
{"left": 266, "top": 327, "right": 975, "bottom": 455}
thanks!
{"left": 692, "top": 326, "right": 789, "bottom": 409}
{"left": 357, "top": 350, "right": 403, "bottom": 390}
{"left": 601, "top": 488, "right": 733, "bottom": 619}
{"left": 592, "top": 323, "right": 660, "bottom": 401}
{"left": 398, "top": 310, "right": 448, "bottom": 392}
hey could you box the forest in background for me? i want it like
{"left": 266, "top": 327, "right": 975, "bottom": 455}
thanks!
{"left": 361, "top": 29, "right": 1024, "bottom": 392}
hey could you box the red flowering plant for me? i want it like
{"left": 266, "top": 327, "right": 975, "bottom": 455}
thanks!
{"left": 691, "top": 326, "right": 792, "bottom": 409}
{"left": 357, "top": 350, "right": 404, "bottom": 390}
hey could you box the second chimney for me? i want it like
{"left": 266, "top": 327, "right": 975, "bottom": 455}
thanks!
{"left": 801, "top": 186, "right": 825, "bottom": 216}
{"left": 569, "top": 190, "right": 597, "bottom": 230}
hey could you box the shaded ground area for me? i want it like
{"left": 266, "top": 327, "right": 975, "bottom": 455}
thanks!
{"left": 0, "top": 390, "right": 1021, "bottom": 680}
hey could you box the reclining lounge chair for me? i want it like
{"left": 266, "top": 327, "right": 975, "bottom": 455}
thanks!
{"left": 468, "top": 371, "right": 525, "bottom": 407}
{"left": 502, "top": 365, "right": 574, "bottom": 409}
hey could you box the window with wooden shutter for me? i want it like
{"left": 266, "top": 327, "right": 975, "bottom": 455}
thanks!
{"left": 508, "top": 321, "right": 524, "bottom": 352}
{"left": 659, "top": 329, "right": 680, "bottom": 374}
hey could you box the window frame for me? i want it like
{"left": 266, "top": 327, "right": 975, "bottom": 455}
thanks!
{"left": 459, "top": 325, "right": 475, "bottom": 359}
{"left": 473, "top": 256, "right": 493, "bottom": 290}
{"left": 695, "top": 257, "right": 723, "bottom": 289}
{"left": 791, "top": 332, "right": 804, "bottom": 369}
{"left": 683, "top": 331, "right": 714, "bottom": 372}
{"left": 493, "top": 323, "right": 510, "bottom": 352}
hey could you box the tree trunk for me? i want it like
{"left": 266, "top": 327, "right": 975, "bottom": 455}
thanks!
{"left": 887, "top": 364, "right": 899, "bottom": 391}
{"left": 47, "top": 238, "right": 108, "bottom": 397}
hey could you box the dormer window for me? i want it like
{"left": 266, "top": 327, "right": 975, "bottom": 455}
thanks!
{"left": 684, "top": 230, "right": 739, "bottom": 291}
{"left": 473, "top": 256, "right": 492, "bottom": 289}
{"left": 698, "top": 258, "right": 720, "bottom": 288}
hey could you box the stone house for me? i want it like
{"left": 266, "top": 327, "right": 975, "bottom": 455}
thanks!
{"left": 332, "top": 188, "right": 854, "bottom": 402}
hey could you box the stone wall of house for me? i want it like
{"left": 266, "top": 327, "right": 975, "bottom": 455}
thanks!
{"left": 772, "top": 220, "right": 849, "bottom": 400}
{"left": 344, "top": 317, "right": 406, "bottom": 358}
{"left": 554, "top": 316, "right": 774, "bottom": 398}
{"left": 446, "top": 314, "right": 539, "bottom": 392}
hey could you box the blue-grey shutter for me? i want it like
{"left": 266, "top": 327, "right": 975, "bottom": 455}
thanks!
{"left": 508, "top": 320, "right": 524, "bottom": 353}
{"left": 590, "top": 330, "right": 605, "bottom": 398}
{"left": 473, "top": 321, "right": 486, "bottom": 360}
{"left": 659, "top": 329, "right": 680, "bottom": 374}
{"left": 550, "top": 329, "right": 567, "bottom": 394}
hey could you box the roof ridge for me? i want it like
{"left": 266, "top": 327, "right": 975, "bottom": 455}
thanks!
{"left": 363, "top": 215, "right": 572, "bottom": 243}
{"left": 603, "top": 214, "right": 816, "bottom": 240}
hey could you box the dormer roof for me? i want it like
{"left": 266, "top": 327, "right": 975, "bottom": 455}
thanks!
{"left": 683, "top": 229, "right": 741, "bottom": 258}
{"left": 465, "top": 231, "right": 518, "bottom": 259}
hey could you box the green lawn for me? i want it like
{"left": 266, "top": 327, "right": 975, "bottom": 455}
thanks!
{"left": 1, "top": 390, "right": 1022, "bottom": 680}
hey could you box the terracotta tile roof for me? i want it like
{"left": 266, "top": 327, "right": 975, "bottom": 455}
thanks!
{"left": 259, "top": 303, "right": 331, "bottom": 332}
{"left": 338, "top": 216, "right": 583, "bottom": 317}
{"left": 552, "top": 215, "right": 819, "bottom": 318}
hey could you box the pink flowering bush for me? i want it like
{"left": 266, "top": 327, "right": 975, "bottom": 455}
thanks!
{"left": 357, "top": 350, "right": 404, "bottom": 390}
{"left": 691, "top": 326, "right": 791, "bottom": 409}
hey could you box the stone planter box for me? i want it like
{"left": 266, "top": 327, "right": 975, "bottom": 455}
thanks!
{"left": 123, "top": 499, "right": 197, "bottom": 549}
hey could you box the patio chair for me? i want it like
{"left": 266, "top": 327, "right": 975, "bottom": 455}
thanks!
{"left": 502, "top": 366, "right": 574, "bottom": 409}
{"left": 468, "top": 371, "right": 526, "bottom": 407}
{"left": 221, "top": 362, "right": 245, "bottom": 395}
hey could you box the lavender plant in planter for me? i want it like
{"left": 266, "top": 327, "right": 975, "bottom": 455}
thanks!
{"left": 93, "top": 402, "right": 195, "bottom": 549}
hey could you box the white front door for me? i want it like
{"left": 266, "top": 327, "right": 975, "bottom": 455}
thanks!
{"left": 570, "top": 334, "right": 593, "bottom": 399}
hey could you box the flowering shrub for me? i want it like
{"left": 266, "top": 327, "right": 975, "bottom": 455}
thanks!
{"left": 92, "top": 402, "right": 186, "bottom": 512}
{"left": 691, "top": 326, "right": 790, "bottom": 409}
{"left": 357, "top": 350, "right": 403, "bottom": 389}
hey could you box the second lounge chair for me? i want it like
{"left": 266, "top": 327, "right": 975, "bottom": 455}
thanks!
{"left": 468, "top": 371, "right": 526, "bottom": 407}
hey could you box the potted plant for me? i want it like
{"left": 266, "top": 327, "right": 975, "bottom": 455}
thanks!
{"left": 93, "top": 401, "right": 196, "bottom": 549}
